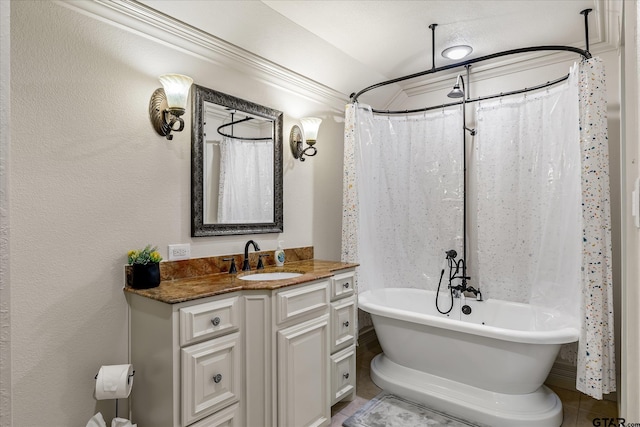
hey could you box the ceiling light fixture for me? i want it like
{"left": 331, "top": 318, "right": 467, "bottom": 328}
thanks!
{"left": 442, "top": 45, "right": 473, "bottom": 60}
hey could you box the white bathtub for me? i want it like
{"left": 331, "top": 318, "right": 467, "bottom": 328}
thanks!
{"left": 358, "top": 288, "right": 579, "bottom": 427}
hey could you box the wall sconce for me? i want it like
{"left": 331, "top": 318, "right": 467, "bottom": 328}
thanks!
{"left": 290, "top": 117, "right": 322, "bottom": 162}
{"left": 149, "top": 73, "right": 193, "bottom": 140}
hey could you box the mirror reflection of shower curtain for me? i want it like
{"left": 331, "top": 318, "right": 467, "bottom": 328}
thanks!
{"left": 344, "top": 104, "right": 463, "bottom": 293}
{"left": 217, "top": 136, "right": 274, "bottom": 223}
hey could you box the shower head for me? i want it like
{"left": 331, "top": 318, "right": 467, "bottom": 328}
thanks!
{"left": 447, "top": 75, "right": 465, "bottom": 98}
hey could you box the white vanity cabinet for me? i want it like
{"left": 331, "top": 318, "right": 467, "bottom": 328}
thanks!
{"left": 128, "top": 292, "right": 244, "bottom": 427}
{"left": 128, "top": 267, "right": 356, "bottom": 427}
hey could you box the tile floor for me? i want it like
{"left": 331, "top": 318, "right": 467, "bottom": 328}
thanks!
{"left": 330, "top": 340, "right": 618, "bottom": 427}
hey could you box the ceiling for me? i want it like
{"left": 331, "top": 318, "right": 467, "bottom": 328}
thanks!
{"left": 138, "top": 0, "right": 620, "bottom": 108}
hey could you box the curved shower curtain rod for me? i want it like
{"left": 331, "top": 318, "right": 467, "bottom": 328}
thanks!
{"left": 350, "top": 9, "right": 594, "bottom": 115}
{"left": 217, "top": 116, "right": 272, "bottom": 141}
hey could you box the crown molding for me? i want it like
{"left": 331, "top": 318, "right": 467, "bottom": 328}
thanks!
{"left": 55, "top": 0, "right": 349, "bottom": 112}
{"left": 57, "top": 0, "right": 621, "bottom": 113}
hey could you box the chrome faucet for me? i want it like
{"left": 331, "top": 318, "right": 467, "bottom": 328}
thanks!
{"left": 242, "top": 240, "right": 260, "bottom": 271}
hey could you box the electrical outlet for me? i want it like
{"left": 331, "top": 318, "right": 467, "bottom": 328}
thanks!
{"left": 168, "top": 243, "right": 191, "bottom": 261}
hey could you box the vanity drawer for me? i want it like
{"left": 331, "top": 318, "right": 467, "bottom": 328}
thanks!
{"left": 181, "top": 332, "right": 242, "bottom": 426}
{"left": 189, "top": 402, "right": 240, "bottom": 427}
{"left": 330, "top": 296, "right": 356, "bottom": 353}
{"left": 180, "top": 296, "right": 241, "bottom": 347}
{"left": 330, "top": 271, "right": 355, "bottom": 300}
{"left": 275, "top": 281, "right": 329, "bottom": 325}
{"left": 330, "top": 345, "right": 356, "bottom": 405}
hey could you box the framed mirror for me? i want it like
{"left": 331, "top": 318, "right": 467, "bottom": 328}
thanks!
{"left": 191, "top": 84, "right": 283, "bottom": 236}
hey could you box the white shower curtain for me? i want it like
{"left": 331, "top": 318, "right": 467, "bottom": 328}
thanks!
{"left": 342, "top": 58, "right": 614, "bottom": 400}
{"left": 475, "top": 58, "right": 614, "bottom": 399}
{"left": 217, "top": 137, "right": 274, "bottom": 223}
{"left": 342, "top": 104, "right": 463, "bottom": 294}
{"left": 474, "top": 69, "right": 582, "bottom": 320}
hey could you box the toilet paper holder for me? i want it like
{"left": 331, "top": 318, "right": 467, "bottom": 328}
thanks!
{"left": 94, "top": 369, "right": 135, "bottom": 418}
{"left": 94, "top": 370, "right": 135, "bottom": 384}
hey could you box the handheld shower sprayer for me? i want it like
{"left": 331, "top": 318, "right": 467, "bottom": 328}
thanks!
{"left": 437, "top": 249, "right": 459, "bottom": 314}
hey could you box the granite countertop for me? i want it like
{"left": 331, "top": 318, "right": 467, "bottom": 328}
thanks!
{"left": 123, "top": 259, "right": 358, "bottom": 304}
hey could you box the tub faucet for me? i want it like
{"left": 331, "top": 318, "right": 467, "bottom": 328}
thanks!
{"left": 444, "top": 249, "right": 481, "bottom": 300}
{"left": 465, "top": 286, "right": 483, "bottom": 301}
{"left": 242, "top": 240, "right": 260, "bottom": 271}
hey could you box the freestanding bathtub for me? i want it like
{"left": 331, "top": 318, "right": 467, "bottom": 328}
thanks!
{"left": 358, "top": 288, "right": 579, "bottom": 427}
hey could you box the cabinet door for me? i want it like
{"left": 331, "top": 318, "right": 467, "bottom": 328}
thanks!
{"left": 277, "top": 315, "right": 330, "bottom": 427}
{"left": 182, "top": 332, "right": 242, "bottom": 426}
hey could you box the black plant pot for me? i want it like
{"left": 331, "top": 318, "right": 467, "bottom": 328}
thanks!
{"left": 131, "top": 263, "right": 161, "bottom": 289}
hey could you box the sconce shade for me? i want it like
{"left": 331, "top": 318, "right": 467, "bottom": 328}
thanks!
{"left": 158, "top": 74, "right": 193, "bottom": 111}
{"left": 150, "top": 74, "right": 193, "bottom": 140}
{"left": 290, "top": 117, "right": 322, "bottom": 162}
{"left": 300, "top": 117, "right": 322, "bottom": 144}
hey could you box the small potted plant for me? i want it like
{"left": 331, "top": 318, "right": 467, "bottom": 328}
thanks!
{"left": 127, "top": 244, "right": 163, "bottom": 289}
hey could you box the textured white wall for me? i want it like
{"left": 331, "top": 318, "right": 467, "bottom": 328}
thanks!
{"left": 8, "top": 1, "right": 344, "bottom": 425}
{"left": 1, "top": 0, "right": 11, "bottom": 425}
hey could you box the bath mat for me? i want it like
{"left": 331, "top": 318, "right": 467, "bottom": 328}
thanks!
{"left": 342, "top": 392, "right": 479, "bottom": 427}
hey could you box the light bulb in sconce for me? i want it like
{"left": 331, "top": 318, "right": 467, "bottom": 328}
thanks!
{"left": 290, "top": 117, "right": 322, "bottom": 162}
{"left": 149, "top": 73, "right": 193, "bottom": 140}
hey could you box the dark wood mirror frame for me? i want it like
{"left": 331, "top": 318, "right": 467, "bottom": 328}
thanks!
{"left": 191, "top": 84, "right": 284, "bottom": 236}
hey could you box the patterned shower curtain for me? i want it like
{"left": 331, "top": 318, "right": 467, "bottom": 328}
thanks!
{"left": 575, "top": 58, "right": 615, "bottom": 399}
{"left": 341, "top": 58, "right": 615, "bottom": 399}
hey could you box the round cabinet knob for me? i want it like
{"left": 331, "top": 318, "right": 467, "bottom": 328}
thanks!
{"left": 213, "top": 374, "right": 222, "bottom": 383}
{"left": 343, "top": 321, "right": 350, "bottom": 328}
{"left": 211, "top": 317, "right": 221, "bottom": 326}
{"left": 343, "top": 372, "right": 350, "bottom": 379}
{"left": 343, "top": 282, "right": 350, "bottom": 289}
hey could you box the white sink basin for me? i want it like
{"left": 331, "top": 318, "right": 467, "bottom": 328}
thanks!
{"left": 239, "top": 272, "right": 303, "bottom": 281}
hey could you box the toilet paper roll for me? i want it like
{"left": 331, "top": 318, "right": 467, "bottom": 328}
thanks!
{"left": 94, "top": 364, "right": 133, "bottom": 400}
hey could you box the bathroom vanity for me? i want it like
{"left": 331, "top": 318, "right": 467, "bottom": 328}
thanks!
{"left": 125, "top": 252, "right": 357, "bottom": 427}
